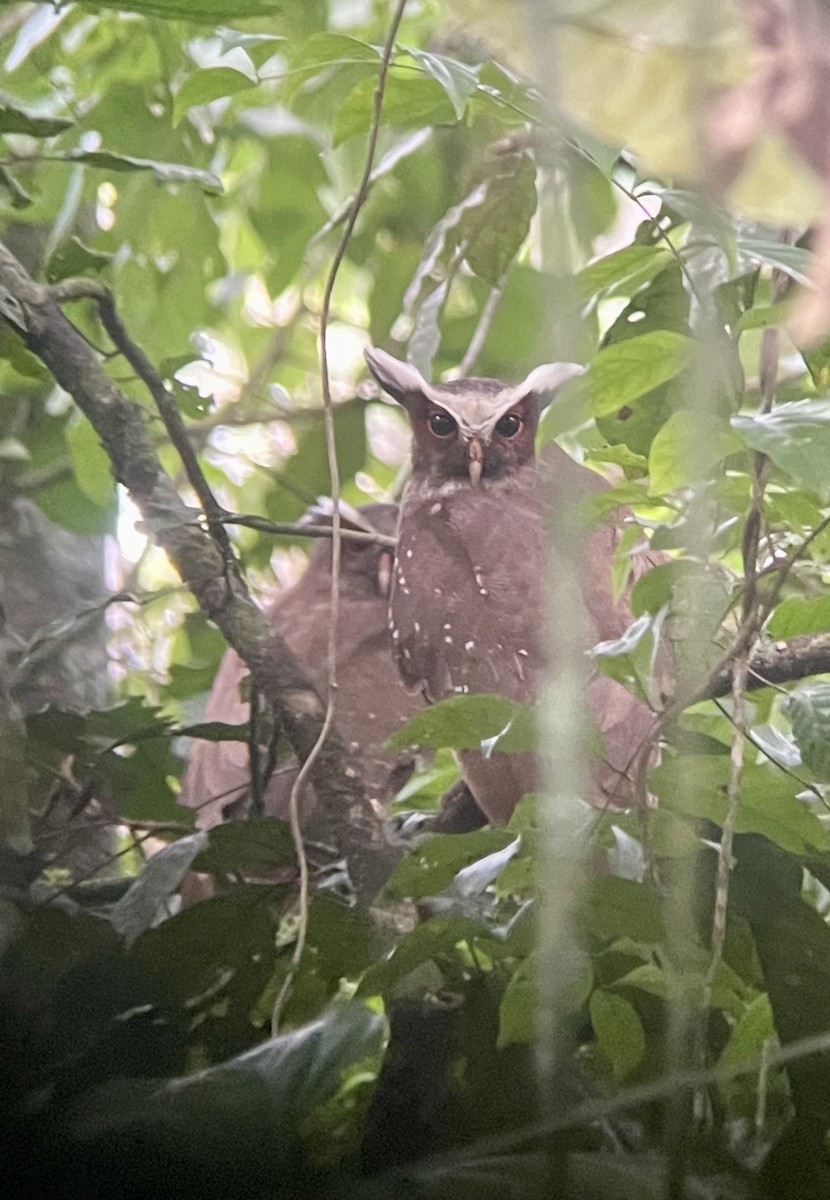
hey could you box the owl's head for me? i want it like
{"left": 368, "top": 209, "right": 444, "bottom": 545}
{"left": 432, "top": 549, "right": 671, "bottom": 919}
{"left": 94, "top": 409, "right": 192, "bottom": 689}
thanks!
{"left": 365, "top": 347, "right": 582, "bottom": 485}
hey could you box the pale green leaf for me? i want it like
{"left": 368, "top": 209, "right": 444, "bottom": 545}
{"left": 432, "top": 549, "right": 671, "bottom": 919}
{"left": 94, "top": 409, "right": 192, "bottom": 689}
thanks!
{"left": 173, "top": 67, "right": 258, "bottom": 126}
{"left": 648, "top": 409, "right": 742, "bottom": 493}
{"left": 587, "top": 330, "right": 693, "bottom": 417}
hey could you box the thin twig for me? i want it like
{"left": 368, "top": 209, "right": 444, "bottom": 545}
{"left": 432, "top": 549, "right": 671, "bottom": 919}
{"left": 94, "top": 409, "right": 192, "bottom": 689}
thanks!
{"left": 271, "top": 0, "right": 410, "bottom": 1032}
{"left": 221, "top": 512, "right": 396, "bottom": 546}
{"left": 53, "top": 277, "right": 240, "bottom": 583}
{"left": 452, "top": 284, "right": 505, "bottom": 378}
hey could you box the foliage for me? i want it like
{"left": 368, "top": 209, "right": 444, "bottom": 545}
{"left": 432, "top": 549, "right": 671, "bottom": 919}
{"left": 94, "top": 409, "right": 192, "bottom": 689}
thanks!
{"left": 4, "top": 1, "right": 830, "bottom": 1198}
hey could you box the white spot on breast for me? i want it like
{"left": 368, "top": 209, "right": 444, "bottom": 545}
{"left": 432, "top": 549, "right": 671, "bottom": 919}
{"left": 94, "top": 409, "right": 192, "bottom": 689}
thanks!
{"left": 429, "top": 502, "right": 442, "bottom": 515}
{"left": 465, "top": 640, "right": 475, "bottom": 650}
{"left": 442, "top": 622, "right": 451, "bottom": 630}
{"left": 474, "top": 572, "right": 484, "bottom": 588}
{"left": 434, "top": 587, "right": 443, "bottom": 596}
{"left": 392, "top": 629, "right": 399, "bottom": 640}
{"left": 517, "top": 648, "right": 529, "bottom": 657}
{"left": 402, "top": 648, "right": 411, "bottom": 659}
{"left": 479, "top": 587, "right": 489, "bottom": 596}
{"left": 413, "top": 621, "right": 421, "bottom": 633}
{"left": 401, "top": 586, "right": 410, "bottom": 595}
{"left": 368, "top": 712, "right": 376, "bottom": 720}
{"left": 444, "top": 635, "right": 453, "bottom": 644}
{"left": 398, "top": 574, "right": 406, "bottom": 586}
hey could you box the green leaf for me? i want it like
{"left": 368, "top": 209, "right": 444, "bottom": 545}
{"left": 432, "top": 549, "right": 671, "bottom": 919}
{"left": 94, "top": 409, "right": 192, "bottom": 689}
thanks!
{"left": 767, "top": 596, "right": 830, "bottom": 639}
{"left": 384, "top": 828, "right": 515, "bottom": 900}
{"left": 789, "top": 683, "right": 830, "bottom": 780}
{"left": 386, "top": 693, "right": 536, "bottom": 753}
{"left": 732, "top": 400, "right": 830, "bottom": 493}
{"left": 587, "top": 330, "right": 693, "bottom": 418}
{"left": 737, "top": 236, "right": 812, "bottom": 285}
{"left": 358, "top": 914, "right": 494, "bottom": 997}
{"left": 589, "top": 988, "right": 645, "bottom": 1080}
{"left": 499, "top": 951, "right": 593, "bottom": 1046}
{"left": 72, "top": 0, "right": 289, "bottom": 17}
{"left": 65, "top": 417, "right": 115, "bottom": 508}
{"left": 173, "top": 67, "right": 258, "bottom": 125}
{"left": 409, "top": 49, "right": 479, "bottom": 119}
{"left": 648, "top": 409, "right": 742, "bottom": 493}
{"left": 67, "top": 150, "right": 222, "bottom": 192}
{"left": 0, "top": 97, "right": 72, "bottom": 137}
{"left": 574, "top": 243, "right": 670, "bottom": 304}
{"left": 459, "top": 153, "right": 537, "bottom": 286}
{"left": 650, "top": 755, "right": 830, "bottom": 854}
{"left": 111, "top": 832, "right": 209, "bottom": 947}
{"left": 333, "top": 73, "right": 455, "bottom": 146}
{"left": 193, "top": 818, "right": 296, "bottom": 878}
{"left": 588, "top": 876, "right": 665, "bottom": 944}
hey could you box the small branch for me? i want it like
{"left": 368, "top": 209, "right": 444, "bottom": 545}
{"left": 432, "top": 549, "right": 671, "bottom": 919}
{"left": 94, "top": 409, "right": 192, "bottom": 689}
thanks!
{"left": 221, "top": 512, "right": 396, "bottom": 546}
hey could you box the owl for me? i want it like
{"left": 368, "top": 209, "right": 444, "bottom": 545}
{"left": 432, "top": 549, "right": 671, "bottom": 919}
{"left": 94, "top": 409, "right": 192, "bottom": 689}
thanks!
{"left": 365, "top": 347, "right": 663, "bottom": 826}
{"left": 180, "top": 502, "right": 420, "bottom": 835}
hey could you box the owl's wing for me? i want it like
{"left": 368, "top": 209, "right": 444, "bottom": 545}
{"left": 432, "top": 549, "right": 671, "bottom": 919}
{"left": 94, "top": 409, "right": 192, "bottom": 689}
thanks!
{"left": 180, "top": 647, "right": 252, "bottom": 829}
{"left": 392, "top": 482, "right": 542, "bottom": 706}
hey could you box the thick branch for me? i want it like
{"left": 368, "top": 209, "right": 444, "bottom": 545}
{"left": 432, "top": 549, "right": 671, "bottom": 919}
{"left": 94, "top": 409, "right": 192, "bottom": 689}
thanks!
{"left": 0, "top": 241, "right": 389, "bottom": 903}
{"left": 704, "top": 633, "right": 830, "bottom": 700}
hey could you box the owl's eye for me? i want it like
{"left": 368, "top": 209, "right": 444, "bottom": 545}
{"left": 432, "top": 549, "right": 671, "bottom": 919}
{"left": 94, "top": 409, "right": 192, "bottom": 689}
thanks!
{"left": 428, "top": 411, "right": 457, "bottom": 438}
{"left": 495, "top": 412, "right": 522, "bottom": 438}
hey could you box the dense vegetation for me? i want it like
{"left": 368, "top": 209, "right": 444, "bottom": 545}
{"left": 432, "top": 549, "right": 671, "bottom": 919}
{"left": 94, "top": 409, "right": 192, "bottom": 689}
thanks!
{"left": 4, "top": 1, "right": 830, "bottom": 1196}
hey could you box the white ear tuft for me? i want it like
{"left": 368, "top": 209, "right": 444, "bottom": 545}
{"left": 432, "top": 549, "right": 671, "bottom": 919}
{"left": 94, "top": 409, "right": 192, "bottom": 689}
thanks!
{"left": 364, "top": 346, "right": 431, "bottom": 403}
{"left": 516, "top": 361, "right": 584, "bottom": 397}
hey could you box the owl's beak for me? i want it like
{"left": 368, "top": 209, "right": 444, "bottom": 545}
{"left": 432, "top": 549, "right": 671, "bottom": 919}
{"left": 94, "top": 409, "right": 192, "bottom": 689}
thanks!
{"left": 468, "top": 437, "right": 484, "bottom": 487}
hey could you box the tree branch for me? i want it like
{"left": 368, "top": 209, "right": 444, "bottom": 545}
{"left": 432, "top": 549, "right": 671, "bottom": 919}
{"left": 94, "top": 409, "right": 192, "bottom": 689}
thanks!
{"left": 705, "top": 632, "right": 830, "bottom": 700}
{"left": 0, "top": 240, "right": 389, "bottom": 904}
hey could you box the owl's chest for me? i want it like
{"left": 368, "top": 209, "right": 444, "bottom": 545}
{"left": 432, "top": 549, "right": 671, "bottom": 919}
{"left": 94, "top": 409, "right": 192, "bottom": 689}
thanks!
{"left": 391, "top": 480, "right": 541, "bottom": 701}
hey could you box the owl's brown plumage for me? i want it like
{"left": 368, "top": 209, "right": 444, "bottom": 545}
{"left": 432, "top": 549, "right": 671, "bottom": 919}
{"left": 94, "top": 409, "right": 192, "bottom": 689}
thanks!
{"left": 366, "top": 347, "right": 663, "bottom": 826}
{"left": 180, "top": 503, "right": 420, "bottom": 833}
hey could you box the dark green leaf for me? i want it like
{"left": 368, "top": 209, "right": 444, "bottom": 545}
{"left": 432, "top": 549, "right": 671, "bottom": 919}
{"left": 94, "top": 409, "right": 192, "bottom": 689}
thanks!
{"left": 588, "top": 877, "right": 665, "bottom": 944}
{"left": 67, "top": 150, "right": 222, "bottom": 192}
{"left": 0, "top": 97, "right": 72, "bottom": 137}
{"left": 460, "top": 153, "right": 537, "bottom": 286}
{"left": 384, "top": 828, "right": 515, "bottom": 900}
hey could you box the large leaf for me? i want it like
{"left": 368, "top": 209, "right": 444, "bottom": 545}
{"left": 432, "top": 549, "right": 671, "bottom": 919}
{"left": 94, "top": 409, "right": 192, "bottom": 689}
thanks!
{"left": 732, "top": 400, "right": 830, "bottom": 493}
{"left": 650, "top": 755, "right": 830, "bottom": 854}
{"left": 459, "top": 153, "right": 538, "bottom": 286}
{"left": 587, "top": 330, "right": 693, "bottom": 418}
